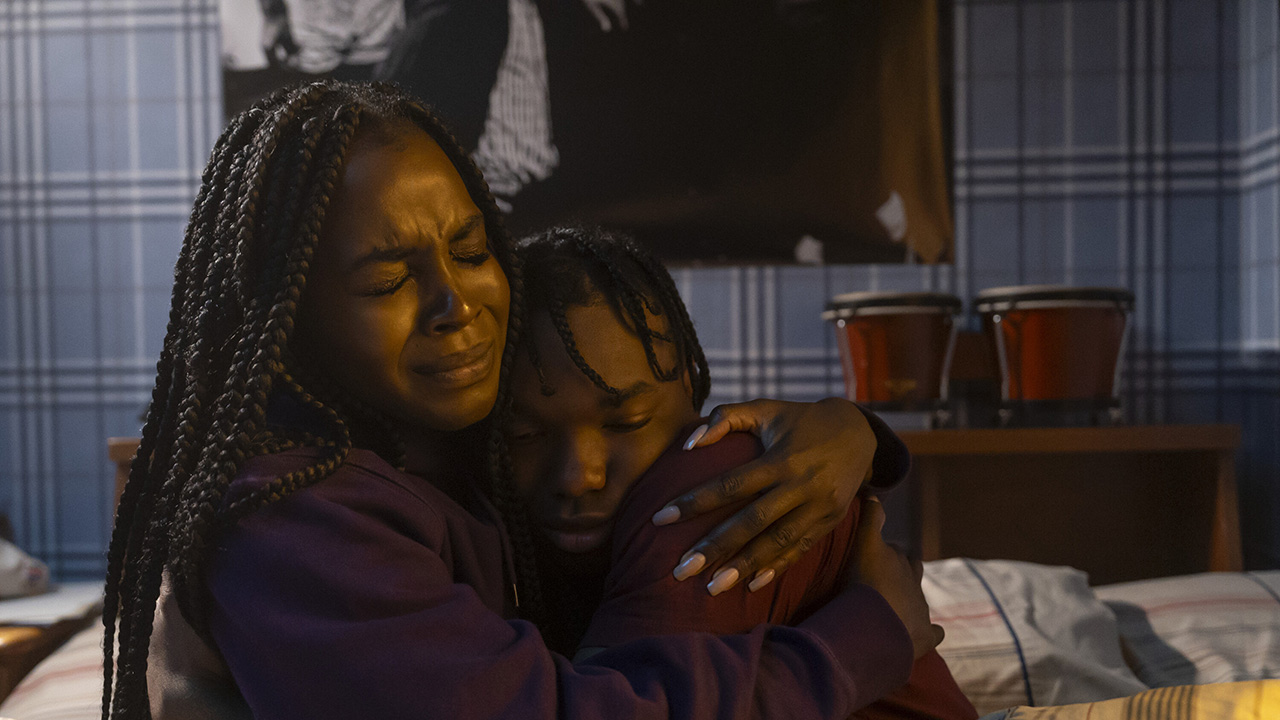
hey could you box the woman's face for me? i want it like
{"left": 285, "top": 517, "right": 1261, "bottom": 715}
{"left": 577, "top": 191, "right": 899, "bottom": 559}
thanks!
{"left": 296, "top": 124, "right": 509, "bottom": 433}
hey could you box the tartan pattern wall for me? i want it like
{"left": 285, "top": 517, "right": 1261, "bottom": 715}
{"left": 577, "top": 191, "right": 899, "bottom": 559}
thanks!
{"left": 1, "top": 0, "right": 1277, "bottom": 579}
{"left": 1, "top": 0, "right": 221, "bottom": 578}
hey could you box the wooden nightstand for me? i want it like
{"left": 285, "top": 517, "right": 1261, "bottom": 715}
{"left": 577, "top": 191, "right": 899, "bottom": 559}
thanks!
{"left": 890, "top": 424, "right": 1242, "bottom": 585}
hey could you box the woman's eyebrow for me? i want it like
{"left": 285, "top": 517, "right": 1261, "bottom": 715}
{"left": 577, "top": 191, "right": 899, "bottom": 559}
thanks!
{"left": 348, "top": 244, "right": 415, "bottom": 272}
{"left": 346, "top": 215, "right": 483, "bottom": 271}
{"left": 448, "top": 214, "right": 485, "bottom": 245}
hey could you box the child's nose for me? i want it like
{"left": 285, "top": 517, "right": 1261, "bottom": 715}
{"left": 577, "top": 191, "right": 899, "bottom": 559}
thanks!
{"left": 553, "top": 436, "right": 607, "bottom": 498}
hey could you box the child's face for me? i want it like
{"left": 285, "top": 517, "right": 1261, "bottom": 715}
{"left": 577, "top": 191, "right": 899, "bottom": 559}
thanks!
{"left": 507, "top": 301, "right": 700, "bottom": 568}
{"left": 295, "top": 125, "right": 509, "bottom": 433}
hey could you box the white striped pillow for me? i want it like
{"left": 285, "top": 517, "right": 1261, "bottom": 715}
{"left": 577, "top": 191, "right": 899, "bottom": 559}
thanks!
{"left": 922, "top": 558, "right": 1148, "bottom": 715}
{"left": 1095, "top": 571, "right": 1280, "bottom": 688}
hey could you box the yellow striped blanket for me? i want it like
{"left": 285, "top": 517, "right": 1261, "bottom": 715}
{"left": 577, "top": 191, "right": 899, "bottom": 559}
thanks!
{"left": 992, "top": 680, "right": 1280, "bottom": 720}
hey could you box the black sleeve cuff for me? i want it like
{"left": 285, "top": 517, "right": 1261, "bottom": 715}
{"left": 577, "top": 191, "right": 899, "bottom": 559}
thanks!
{"left": 856, "top": 404, "right": 911, "bottom": 490}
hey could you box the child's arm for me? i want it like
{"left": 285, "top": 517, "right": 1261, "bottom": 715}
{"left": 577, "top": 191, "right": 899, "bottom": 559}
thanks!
{"left": 845, "top": 497, "right": 944, "bottom": 660}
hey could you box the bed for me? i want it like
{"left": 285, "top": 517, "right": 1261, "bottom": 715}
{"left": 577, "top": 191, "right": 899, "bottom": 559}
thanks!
{"left": 2, "top": 561, "right": 1276, "bottom": 719}
{"left": 919, "top": 560, "right": 1279, "bottom": 715}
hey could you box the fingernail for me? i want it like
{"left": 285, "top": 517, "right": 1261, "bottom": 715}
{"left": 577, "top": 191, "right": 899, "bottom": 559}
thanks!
{"left": 672, "top": 552, "right": 706, "bottom": 581}
{"left": 652, "top": 506, "right": 681, "bottom": 526}
{"left": 682, "top": 424, "right": 708, "bottom": 450}
{"left": 747, "top": 569, "right": 775, "bottom": 592}
{"left": 707, "top": 568, "right": 740, "bottom": 596}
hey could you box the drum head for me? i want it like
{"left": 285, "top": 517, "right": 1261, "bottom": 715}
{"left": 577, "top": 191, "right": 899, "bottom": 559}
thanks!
{"left": 824, "top": 291, "right": 962, "bottom": 320}
{"left": 973, "top": 285, "right": 1134, "bottom": 313}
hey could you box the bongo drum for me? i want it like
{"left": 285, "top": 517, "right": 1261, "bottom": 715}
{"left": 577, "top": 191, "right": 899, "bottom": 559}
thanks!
{"left": 822, "top": 292, "right": 961, "bottom": 410}
{"left": 974, "top": 285, "right": 1133, "bottom": 418}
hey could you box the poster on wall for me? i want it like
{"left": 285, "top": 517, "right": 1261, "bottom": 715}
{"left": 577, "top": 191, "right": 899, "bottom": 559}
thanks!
{"left": 220, "top": 0, "right": 953, "bottom": 264}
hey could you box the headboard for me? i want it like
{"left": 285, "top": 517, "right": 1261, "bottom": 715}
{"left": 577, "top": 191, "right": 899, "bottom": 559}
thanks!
{"left": 107, "top": 437, "right": 139, "bottom": 513}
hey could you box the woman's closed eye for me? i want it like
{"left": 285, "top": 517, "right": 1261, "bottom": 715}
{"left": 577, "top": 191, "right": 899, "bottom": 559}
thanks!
{"left": 451, "top": 233, "right": 493, "bottom": 267}
{"left": 362, "top": 272, "right": 411, "bottom": 297}
{"left": 451, "top": 247, "right": 492, "bottom": 266}
{"left": 360, "top": 244, "right": 491, "bottom": 296}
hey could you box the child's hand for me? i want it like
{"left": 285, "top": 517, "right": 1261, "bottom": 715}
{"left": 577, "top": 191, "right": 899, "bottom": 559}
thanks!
{"left": 847, "top": 496, "right": 944, "bottom": 659}
{"left": 655, "top": 398, "right": 875, "bottom": 593}
{"left": 149, "top": 576, "right": 252, "bottom": 720}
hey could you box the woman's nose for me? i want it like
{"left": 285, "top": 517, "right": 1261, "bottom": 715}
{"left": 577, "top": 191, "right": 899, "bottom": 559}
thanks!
{"left": 418, "top": 269, "right": 480, "bottom": 335}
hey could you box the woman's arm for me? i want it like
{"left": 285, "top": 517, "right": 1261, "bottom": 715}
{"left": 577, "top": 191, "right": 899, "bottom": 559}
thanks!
{"left": 205, "top": 458, "right": 913, "bottom": 720}
{"left": 653, "top": 398, "right": 910, "bottom": 593}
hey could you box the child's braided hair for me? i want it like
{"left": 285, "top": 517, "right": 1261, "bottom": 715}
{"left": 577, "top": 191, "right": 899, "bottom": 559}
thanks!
{"left": 101, "top": 80, "right": 542, "bottom": 719}
{"left": 515, "top": 226, "right": 711, "bottom": 411}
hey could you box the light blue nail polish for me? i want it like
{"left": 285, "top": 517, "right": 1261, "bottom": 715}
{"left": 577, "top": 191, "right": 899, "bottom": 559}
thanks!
{"left": 652, "top": 506, "right": 680, "bottom": 526}
{"left": 682, "top": 424, "right": 709, "bottom": 451}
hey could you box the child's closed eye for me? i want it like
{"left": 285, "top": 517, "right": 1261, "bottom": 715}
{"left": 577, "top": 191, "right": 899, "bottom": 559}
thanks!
{"left": 506, "top": 426, "right": 544, "bottom": 444}
{"left": 605, "top": 417, "right": 651, "bottom": 433}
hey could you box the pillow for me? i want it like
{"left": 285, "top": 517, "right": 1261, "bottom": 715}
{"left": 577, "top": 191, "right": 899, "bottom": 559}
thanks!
{"left": 922, "top": 558, "right": 1147, "bottom": 715}
{"left": 0, "top": 538, "right": 49, "bottom": 598}
{"left": 1094, "top": 571, "right": 1280, "bottom": 688}
{"left": 0, "top": 621, "right": 102, "bottom": 720}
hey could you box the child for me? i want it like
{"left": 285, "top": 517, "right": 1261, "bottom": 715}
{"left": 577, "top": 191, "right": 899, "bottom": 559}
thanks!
{"left": 507, "top": 225, "right": 977, "bottom": 718}
{"left": 109, "top": 80, "right": 931, "bottom": 720}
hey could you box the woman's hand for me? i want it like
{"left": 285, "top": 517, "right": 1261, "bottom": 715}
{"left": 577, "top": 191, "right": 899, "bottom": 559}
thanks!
{"left": 847, "top": 497, "right": 944, "bottom": 659}
{"left": 654, "top": 397, "right": 877, "bottom": 595}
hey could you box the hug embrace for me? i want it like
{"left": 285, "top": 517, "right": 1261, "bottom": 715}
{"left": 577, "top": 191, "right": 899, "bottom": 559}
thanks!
{"left": 102, "top": 80, "right": 976, "bottom": 720}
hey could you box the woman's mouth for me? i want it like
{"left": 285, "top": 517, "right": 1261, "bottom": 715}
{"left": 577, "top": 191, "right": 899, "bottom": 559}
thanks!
{"left": 413, "top": 341, "right": 495, "bottom": 388}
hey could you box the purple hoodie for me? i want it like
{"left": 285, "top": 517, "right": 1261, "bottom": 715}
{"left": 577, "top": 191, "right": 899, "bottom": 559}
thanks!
{"left": 205, "top": 415, "right": 913, "bottom": 720}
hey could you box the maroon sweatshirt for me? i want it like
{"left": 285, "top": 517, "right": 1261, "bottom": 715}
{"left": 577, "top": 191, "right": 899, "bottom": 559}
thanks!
{"left": 206, "top": 415, "right": 914, "bottom": 720}
{"left": 584, "top": 428, "right": 977, "bottom": 720}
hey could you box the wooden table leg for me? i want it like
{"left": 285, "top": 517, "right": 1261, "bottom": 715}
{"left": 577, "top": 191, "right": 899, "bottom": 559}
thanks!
{"left": 1210, "top": 448, "right": 1244, "bottom": 571}
{"left": 916, "top": 460, "right": 941, "bottom": 561}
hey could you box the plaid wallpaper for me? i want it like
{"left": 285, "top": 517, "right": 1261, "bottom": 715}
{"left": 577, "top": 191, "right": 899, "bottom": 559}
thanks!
{"left": 1, "top": 0, "right": 1277, "bottom": 579}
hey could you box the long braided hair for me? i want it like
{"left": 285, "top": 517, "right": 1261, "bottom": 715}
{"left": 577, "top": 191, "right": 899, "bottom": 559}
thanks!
{"left": 516, "top": 226, "right": 711, "bottom": 412}
{"left": 102, "top": 81, "right": 542, "bottom": 719}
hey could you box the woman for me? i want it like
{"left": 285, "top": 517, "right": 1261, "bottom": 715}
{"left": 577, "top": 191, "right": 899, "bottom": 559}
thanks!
{"left": 106, "top": 81, "right": 923, "bottom": 719}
